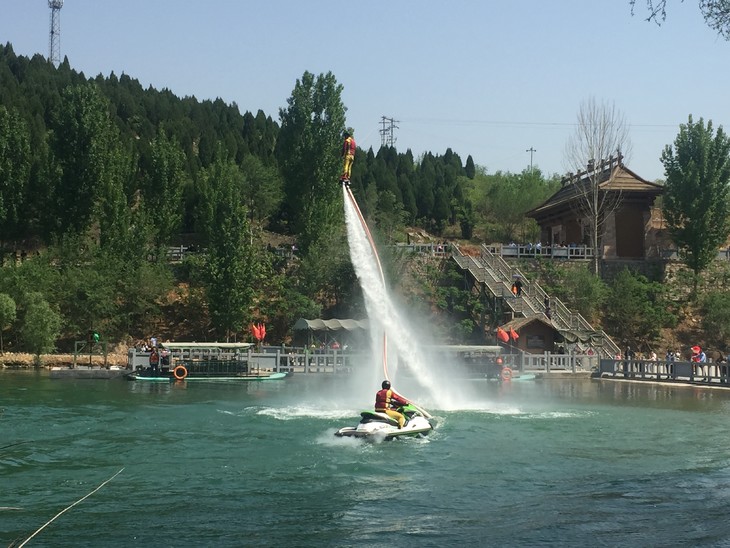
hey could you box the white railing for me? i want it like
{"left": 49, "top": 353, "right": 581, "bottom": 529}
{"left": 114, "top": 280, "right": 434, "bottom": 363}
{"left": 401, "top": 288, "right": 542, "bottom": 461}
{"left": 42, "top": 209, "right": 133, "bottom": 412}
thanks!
{"left": 484, "top": 243, "right": 595, "bottom": 260}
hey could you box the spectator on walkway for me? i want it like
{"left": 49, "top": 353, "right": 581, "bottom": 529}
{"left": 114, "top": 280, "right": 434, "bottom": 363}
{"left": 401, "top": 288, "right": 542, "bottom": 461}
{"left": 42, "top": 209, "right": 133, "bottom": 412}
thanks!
{"left": 624, "top": 346, "right": 635, "bottom": 377}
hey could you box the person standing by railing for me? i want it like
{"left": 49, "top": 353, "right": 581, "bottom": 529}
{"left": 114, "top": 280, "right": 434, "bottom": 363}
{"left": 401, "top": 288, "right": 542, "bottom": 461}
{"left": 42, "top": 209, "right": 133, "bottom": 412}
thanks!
{"left": 665, "top": 349, "right": 675, "bottom": 378}
{"left": 624, "top": 346, "right": 635, "bottom": 377}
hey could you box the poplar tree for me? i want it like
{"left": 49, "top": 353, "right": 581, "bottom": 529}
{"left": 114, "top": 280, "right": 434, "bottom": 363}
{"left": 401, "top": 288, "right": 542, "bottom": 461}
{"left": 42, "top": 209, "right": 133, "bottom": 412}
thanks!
{"left": 277, "top": 71, "right": 346, "bottom": 251}
{"left": 564, "top": 97, "right": 632, "bottom": 275}
{"left": 197, "top": 153, "right": 257, "bottom": 340}
{"left": 661, "top": 115, "right": 730, "bottom": 286}
{"left": 0, "top": 106, "right": 31, "bottom": 243}
{"left": 48, "top": 83, "right": 119, "bottom": 238}
{"left": 144, "top": 128, "right": 187, "bottom": 247}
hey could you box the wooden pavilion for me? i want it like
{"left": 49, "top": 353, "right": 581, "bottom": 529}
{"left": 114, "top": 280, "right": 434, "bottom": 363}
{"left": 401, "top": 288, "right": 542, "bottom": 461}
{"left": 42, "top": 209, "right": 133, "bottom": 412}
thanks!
{"left": 526, "top": 155, "right": 665, "bottom": 259}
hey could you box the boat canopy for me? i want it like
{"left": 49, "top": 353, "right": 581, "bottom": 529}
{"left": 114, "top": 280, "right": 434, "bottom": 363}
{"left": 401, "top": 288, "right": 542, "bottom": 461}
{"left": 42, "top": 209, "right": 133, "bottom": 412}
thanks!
{"left": 293, "top": 318, "right": 369, "bottom": 332}
{"left": 159, "top": 342, "right": 253, "bottom": 350}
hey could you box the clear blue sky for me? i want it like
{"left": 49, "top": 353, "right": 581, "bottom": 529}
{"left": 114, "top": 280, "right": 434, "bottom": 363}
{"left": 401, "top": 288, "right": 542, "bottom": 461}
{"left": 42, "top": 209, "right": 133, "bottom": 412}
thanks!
{"left": 1, "top": 1, "right": 728, "bottom": 181}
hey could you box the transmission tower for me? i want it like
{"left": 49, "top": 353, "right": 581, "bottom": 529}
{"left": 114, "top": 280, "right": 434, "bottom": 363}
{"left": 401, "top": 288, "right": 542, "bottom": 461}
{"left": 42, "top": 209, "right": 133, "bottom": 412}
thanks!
{"left": 48, "top": 0, "right": 64, "bottom": 67}
{"left": 379, "top": 116, "right": 400, "bottom": 148}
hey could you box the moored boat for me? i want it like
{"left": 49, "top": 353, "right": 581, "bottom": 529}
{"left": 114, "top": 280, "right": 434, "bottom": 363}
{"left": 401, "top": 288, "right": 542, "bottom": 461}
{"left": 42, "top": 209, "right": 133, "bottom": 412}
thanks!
{"left": 126, "top": 370, "right": 288, "bottom": 382}
{"left": 126, "top": 342, "right": 289, "bottom": 382}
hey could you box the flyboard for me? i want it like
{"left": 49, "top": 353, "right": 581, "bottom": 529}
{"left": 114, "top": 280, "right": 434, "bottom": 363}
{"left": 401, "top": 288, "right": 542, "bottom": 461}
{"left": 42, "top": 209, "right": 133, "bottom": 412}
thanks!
{"left": 337, "top": 179, "right": 433, "bottom": 439}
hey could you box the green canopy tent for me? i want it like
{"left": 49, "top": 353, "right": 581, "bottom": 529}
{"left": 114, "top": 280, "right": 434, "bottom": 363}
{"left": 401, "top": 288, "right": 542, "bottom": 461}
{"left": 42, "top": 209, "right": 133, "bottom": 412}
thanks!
{"left": 292, "top": 318, "right": 369, "bottom": 349}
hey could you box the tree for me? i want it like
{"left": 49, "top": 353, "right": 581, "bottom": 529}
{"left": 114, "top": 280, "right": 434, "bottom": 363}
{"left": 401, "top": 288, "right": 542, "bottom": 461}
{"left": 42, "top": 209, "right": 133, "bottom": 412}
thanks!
{"left": 603, "top": 269, "right": 676, "bottom": 349}
{"left": 19, "top": 292, "right": 62, "bottom": 360}
{"left": 47, "top": 83, "right": 130, "bottom": 243}
{"left": 465, "top": 155, "right": 476, "bottom": 179}
{"left": 0, "top": 293, "right": 16, "bottom": 354}
{"left": 95, "top": 139, "right": 141, "bottom": 258}
{"left": 276, "top": 71, "right": 347, "bottom": 251}
{"left": 661, "top": 115, "right": 730, "bottom": 287}
{"left": 240, "top": 154, "right": 283, "bottom": 225}
{"left": 374, "top": 190, "right": 408, "bottom": 244}
{"left": 552, "top": 266, "right": 607, "bottom": 324}
{"left": 468, "top": 168, "right": 559, "bottom": 243}
{"left": 297, "top": 226, "right": 355, "bottom": 311}
{"left": 197, "top": 153, "right": 258, "bottom": 340}
{"left": 701, "top": 289, "right": 730, "bottom": 343}
{"left": 630, "top": 0, "right": 730, "bottom": 40}
{"left": 0, "top": 106, "right": 31, "bottom": 243}
{"left": 564, "top": 97, "right": 632, "bottom": 275}
{"left": 144, "top": 128, "right": 187, "bottom": 247}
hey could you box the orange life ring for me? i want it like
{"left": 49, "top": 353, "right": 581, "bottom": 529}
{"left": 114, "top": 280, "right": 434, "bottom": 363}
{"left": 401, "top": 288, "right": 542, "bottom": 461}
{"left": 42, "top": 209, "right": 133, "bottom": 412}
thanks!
{"left": 173, "top": 365, "right": 188, "bottom": 380}
{"left": 501, "top": 367, "right": 513, "bottom": 382}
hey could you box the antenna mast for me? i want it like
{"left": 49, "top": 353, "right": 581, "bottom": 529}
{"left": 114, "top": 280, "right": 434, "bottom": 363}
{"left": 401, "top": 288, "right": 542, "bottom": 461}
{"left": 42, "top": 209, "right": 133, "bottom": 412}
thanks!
{"left": 48, "top": 0, "right": 64, "bottom": 67}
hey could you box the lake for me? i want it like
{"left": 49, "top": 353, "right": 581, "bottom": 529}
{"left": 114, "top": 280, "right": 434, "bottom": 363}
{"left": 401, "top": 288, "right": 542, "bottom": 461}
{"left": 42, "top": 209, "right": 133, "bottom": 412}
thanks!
{"left": 3, "top": 372, "right": 730, "bottom": 547}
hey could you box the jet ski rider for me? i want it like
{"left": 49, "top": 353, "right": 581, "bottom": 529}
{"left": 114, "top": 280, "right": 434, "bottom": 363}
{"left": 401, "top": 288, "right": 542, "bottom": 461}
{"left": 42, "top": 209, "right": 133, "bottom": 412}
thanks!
{"left": 375, "top": 380, "right": 409, "bottom": 429}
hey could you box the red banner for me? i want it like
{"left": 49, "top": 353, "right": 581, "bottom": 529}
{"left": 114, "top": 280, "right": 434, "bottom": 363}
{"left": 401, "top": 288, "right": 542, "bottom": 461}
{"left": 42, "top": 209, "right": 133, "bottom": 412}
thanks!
{"left": 250, "top": 323, "right": 266, "bottom": 342}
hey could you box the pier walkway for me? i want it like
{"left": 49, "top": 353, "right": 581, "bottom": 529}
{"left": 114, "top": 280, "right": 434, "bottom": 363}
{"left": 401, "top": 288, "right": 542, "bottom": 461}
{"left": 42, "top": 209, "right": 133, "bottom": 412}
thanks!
{"left": 598, "top": 358, "right": 730, "bottom": 387}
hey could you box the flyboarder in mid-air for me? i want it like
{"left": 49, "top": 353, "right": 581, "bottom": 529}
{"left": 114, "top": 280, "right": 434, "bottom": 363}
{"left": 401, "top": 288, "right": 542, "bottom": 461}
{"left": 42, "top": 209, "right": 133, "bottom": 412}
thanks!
{"left": 340, "top": 127, "right": 355, "bottom": 185}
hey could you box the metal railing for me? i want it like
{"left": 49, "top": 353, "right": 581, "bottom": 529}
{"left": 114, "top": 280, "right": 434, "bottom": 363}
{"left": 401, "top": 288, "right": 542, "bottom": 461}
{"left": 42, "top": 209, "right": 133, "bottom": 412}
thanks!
{"left": 484, "top": 243, "right": 595, "bottom": 260}
{"left": 450, "top": 244, "right": 620, "bottom": 358}
{"left": 598, "top": 359, "right": 730, "bottom": 385}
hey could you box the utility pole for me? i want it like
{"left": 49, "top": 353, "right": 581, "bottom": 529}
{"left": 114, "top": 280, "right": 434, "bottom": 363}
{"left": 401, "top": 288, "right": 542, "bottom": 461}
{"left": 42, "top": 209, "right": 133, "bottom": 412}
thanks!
{"left": 48, "top": 0, "right": 64, "bottom": 67}
{"left": 380, "top": 116, "right": 400, "bottom": 148}
{"left": 526, "top": 147, "right": 536, "bottom": 174}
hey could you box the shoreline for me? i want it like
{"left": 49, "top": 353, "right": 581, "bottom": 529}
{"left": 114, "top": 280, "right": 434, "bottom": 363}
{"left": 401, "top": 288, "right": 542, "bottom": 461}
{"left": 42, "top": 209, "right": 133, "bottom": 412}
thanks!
{"left": 0, "top": 352, "right": 127, "bottom": 369}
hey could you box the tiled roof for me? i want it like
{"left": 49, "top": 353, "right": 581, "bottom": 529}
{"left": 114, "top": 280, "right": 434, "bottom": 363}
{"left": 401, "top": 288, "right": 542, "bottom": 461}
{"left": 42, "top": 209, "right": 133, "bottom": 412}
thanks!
{"left": 527, "top": 160, "right": 663, "bottom": 218}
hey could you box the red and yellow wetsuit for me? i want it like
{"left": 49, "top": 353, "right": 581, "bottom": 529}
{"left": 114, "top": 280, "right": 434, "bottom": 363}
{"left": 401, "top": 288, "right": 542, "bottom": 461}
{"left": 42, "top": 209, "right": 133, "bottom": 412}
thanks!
{"left": 341, "top": 135, "right": 356, "bottom": 180}
{"left": 375, "top": 387, "right": 408, "bottom": 428}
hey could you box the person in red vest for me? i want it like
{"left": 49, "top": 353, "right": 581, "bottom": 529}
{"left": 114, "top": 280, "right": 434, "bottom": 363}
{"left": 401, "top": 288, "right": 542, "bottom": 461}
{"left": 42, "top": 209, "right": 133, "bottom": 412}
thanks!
{"left": 149, "top": 347, "right": 160, "bottom": 374}
{"left": 340, "top": 128, "right": 356, "bottom": 184}
{"left": 375, "top": 380, "right": 409, "bottom": 428}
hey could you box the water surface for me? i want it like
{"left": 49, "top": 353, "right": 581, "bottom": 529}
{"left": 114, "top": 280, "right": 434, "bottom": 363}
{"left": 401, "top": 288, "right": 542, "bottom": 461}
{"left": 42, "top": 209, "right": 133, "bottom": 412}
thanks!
{"left": 2, "top": 373, "right": 730, "bottom": 547}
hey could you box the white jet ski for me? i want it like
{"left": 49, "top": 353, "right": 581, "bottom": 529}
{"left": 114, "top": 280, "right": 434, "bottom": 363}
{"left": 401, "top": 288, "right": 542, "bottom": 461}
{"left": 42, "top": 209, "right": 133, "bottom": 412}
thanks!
{"left": 335, "top": 403, "right": 433, "bottom": 441}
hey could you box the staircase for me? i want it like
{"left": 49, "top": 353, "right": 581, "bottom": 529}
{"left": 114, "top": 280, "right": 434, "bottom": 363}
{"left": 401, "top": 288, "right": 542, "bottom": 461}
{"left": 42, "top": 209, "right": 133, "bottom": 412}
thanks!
{"left": 452, "top": 244, "right": 620, "bottom": 358}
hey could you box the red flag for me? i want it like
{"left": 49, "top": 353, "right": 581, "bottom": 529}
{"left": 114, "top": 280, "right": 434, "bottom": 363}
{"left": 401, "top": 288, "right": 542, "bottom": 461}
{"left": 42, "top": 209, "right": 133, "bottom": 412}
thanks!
{"left": 497, "top": 327, "right": 509, "bottom": 343}
{"left": 509, "top": 327, "right": 519, "bottom": 341}
{"left": 258, "top": 323, "right": 266, "bottom": 342}
{"left": 250, "top": 323, "right": 261, "bottom": 341}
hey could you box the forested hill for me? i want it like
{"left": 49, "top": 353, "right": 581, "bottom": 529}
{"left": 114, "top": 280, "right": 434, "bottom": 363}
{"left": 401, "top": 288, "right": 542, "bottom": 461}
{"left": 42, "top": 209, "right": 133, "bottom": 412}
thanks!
{"left": 0, "top": 42, "right": 279, "bottom": 241}
{"left": 0, "top": 43, "right": 561, "bottom": 354}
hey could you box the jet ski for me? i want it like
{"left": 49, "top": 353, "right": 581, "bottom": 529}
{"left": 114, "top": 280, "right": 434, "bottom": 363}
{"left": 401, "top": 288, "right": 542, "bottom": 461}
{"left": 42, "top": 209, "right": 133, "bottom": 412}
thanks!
{"left": 335, "top": 403, "right": 433, "bottom": 441}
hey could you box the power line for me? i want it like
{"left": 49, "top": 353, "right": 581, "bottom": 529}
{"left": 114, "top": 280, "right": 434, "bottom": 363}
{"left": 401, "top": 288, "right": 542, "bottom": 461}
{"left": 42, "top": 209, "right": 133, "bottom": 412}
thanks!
{"left": 402, "top": 117, "right": 679, "bottom": 130}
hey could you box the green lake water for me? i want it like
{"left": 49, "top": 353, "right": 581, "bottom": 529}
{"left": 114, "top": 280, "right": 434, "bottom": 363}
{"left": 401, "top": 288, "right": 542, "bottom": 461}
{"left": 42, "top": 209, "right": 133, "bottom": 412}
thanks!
{"left": 3, "top": 372, "right": 730, "bottom": 547}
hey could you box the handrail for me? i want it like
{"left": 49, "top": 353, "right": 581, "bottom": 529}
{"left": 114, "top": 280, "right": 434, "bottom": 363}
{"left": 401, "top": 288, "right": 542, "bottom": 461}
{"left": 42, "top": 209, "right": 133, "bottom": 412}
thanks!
{"left": 451, "top": 244, "right": 620, "bottom": 358}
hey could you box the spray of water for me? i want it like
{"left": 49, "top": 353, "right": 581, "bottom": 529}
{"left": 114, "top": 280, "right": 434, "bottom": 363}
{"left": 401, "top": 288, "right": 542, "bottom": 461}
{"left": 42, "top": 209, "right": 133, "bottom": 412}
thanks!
{"left": 343, "top": 187, "right": 468, "bottom": 409}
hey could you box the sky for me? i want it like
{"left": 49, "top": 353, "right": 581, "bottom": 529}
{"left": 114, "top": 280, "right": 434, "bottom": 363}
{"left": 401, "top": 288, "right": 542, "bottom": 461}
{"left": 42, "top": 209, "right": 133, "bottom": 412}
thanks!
{"left": 1, "top": 1, "right": 728, "bottom": 181}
